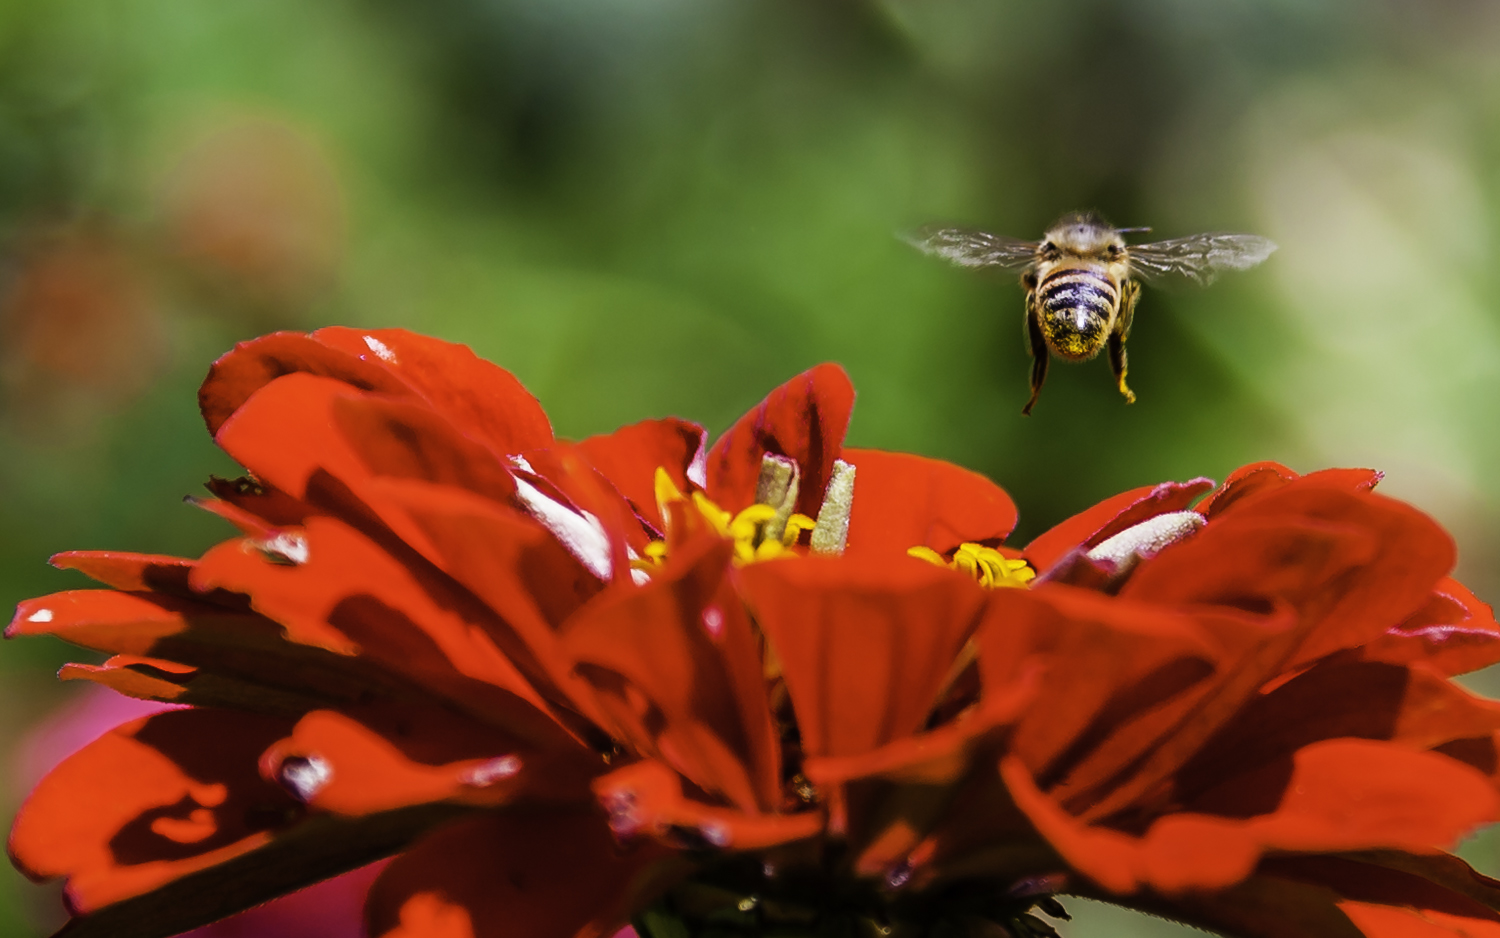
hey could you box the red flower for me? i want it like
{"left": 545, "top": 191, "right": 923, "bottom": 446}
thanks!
{"left": 9, "top": 328, "right": 1500, "bottom": 938}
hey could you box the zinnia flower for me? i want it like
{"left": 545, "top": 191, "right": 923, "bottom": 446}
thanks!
{"left": 10, "top": 327, "right": 1500, "bottom": 938}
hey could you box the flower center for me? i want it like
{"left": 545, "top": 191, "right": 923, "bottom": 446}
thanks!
{"left": 635, "top": 455, "right": 856, "bottom": 571}
{"left": 908, "top": 542, "right": 1035, "bottom": 589}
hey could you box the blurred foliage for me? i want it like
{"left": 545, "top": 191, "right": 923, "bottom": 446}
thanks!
{"left": 2, "top": 0, "right": 1500, "bottom": 934}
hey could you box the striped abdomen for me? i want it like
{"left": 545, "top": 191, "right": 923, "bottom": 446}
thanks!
{"left": 1034, "top": 266, "right": 1119, "bottom": 360}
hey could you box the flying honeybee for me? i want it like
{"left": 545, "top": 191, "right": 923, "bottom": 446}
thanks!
{"left": 906, "top": 211, "right": 1276, "bottom": 415}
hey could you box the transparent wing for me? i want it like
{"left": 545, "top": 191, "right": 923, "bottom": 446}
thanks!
{"left": 903, "top": 226, "right": 1038, "bottom": 271}
{"left": 1127, "top": 233, "right": 1277, "bottom": 284}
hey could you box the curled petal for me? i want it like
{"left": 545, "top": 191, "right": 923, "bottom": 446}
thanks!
{"left": 577, "top": 417, "right": 708, "bottom": 535}
{"left": 1197, "top": 461, "right": 1383, "bottom": 520}
{"left": 215, "top": 373, "right": 517, "bottom": 510}
{"left": 1125, "top": 484, "right": 1455, "bottom": 667}
{"left": 57, "top": 655, "right": 336, "bottom": 715}
{"left": 200, "top": 331, "right": 406, "bottom": 437}
{"left": 705, "top": 363, "right": 855, "bottom": 518}
{"left": 200, "top": 328, "right": 552, "bottom": 456}
{"left": 1361, "top": 578, "right": 1500, "bottom": 677}
{"left": 310, "top": 327, "right": 554, "bottom": 455}
{"left": 1024, "top": 478, "right": 1213, "bottom": 573}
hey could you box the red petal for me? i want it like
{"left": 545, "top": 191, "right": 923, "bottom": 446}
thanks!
{"left": 515, "top": 443, "right": 643, "bottom": 572}
{"left": 841, "top": 448, "right": 1017, "bottom": 557}
{"left": 59, "top": 655, "right": 196, "bottom": 703}
{"left": 577, "top": 417, "right": 708, "bottom": 534}
{"left": 259, "top": 707, "right": 596, "bottom": 817}
{"left": 8, "top": 589, "right": 442, "bottom": 721}
{"left": 705, "top": 363, "right": 855, "bottom": 517}
{"left": 801, "top": 666, "right": 1040, "bottom": 878}
{"left": 1175, "top": 660, "right": 1500, "bottom": 812}
{"left": 1125, "top": 483, "right": 1454, "bottom": 667}
{"left": 364, "top": 809, "right": 676, "bottom": 938}
{"left": 9, "top": 589, "right": 275, "bottom": 655}
{"left": 1073, "top": 487, "right": 1454, "bottom": 823}
{"left": 191, "top": 517, "right": 575, "bottom": 749}
{"left": 199, "top": 332, "right": 405, "bottom": 437}
{"left": 1006, "top": 739, "right": 1498, "bottom": 896}
{"left": 563, "top": 533, "right": 778, "bottom": 812}
{"left": 979, "top": 586, "right": 1220, "bottom": 792}
{"left": 737, "top": 554, "right": 986, "bottom": 759}
{"left": 1023, "top": 478, "right": 1214, "bottom": 573}
{"left": 1360, "top": 578, "right": 1500, "bottom": 677}
{"left": 215, "top": 372, "right": 516, "bottom": 508}
{"left": 10, "top": 709, "right": 299, "bottom": 911}
{"left": 200, "top": 329, "right": 553, "bottom": 458}
{"left": 1198, "top": 462, "right": 1384, "bottom": 520}
{"left": 51, "top": 552, "right": 198, "bottom": 595}
{"left": 360, "top": 479, "right": 608, "bottom": 724}
{"left": 311, "top": 327, "right": 553, "bottom": 456}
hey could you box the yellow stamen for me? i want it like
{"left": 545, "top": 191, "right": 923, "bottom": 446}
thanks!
{"left": 641, "top": 467, "right": 808, "bottom": 570}
{"left": 654, "top": 468, "right": 686, "bottom": 523}
{"left": 782, "top": 513, "right": 816, "bottom": 547}
{"left": 692, "top": 492, "right": 733, "bottom": 537}
{"left": 907, "top": 542, "right": 1034, "bottom": 589}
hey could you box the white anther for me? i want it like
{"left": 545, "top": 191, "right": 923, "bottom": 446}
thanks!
{"left": 25, "top": 608, "right": 52, "bottom": 623}
{"left": 460, "top": 754, "right": 522, "bottom": 787}
{"left": 810, "top": 459, "right": 856, "bottom": 556}
{"left": 755, "top": 454, "right": 801, "bottom": 545}
{"left": 255, "top": 531, "right": 309, "bottom": 565}
{"left": 363, "top": 335, "right": 397, "bottom": 362}
{"left": 278, "top": 755, "right": 333, "bottom": 802}
{"left": 1085, "top": 510, "right": 1205, "bottom": 574}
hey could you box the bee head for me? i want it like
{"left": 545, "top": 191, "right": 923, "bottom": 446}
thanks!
{"left": 1045, "top": 211, "right": 1126, "bottom": 259}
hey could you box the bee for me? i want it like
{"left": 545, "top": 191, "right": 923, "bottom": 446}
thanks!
{"left": 906, "top": 211, "right": 1276, "bottom": 415}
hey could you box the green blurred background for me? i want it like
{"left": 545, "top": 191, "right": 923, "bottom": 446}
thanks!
{"left": 1, "top": 0, "right": 1499, "bottom": 934}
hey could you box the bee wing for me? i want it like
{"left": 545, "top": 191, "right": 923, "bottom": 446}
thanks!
{"left": 903, "top": 226, "right": 1038, "bottom": 270}
{"left": 1127, "top": 233, "right": 1278, "bottom": 284}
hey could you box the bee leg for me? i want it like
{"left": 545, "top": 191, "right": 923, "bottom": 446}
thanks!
{"left": 1108, "top": 279, "right": 1140, "bottom": 405}
{"left": 1022, "top": 293, "right": 1048, "bottom": 416}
